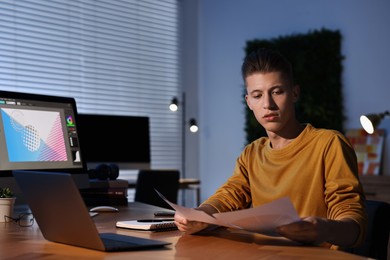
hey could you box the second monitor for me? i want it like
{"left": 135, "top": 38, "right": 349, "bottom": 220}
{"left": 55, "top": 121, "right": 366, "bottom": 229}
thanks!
{"left": 77, "top": 114, "right": 151, "bottom": 171}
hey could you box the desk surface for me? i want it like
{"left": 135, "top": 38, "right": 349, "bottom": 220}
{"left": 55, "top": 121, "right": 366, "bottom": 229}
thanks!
{"left": 0, "top": 202, "right": 368, "bottom": 259}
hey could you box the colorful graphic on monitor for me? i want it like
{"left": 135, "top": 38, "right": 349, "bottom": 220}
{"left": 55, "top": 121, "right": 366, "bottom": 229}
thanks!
{"left": 1, "top": 108, "right": 67, "bottom": 162}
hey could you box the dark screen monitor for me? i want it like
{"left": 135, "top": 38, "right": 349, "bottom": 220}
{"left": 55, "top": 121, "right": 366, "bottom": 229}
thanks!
{"left": 76, "top": 114, "right": 151, "bottom": 170}
{"left": 0, "top": 90, "right": 89, "bottom": 198}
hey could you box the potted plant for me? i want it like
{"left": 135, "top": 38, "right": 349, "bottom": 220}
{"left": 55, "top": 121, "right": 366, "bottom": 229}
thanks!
{"left": 0, "top": 187, "right": 16, "bottom": 222}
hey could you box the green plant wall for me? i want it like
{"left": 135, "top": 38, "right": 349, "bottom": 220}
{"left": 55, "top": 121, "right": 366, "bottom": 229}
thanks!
{"left": 243, "top": 28, "right": 345, "bottom": 144}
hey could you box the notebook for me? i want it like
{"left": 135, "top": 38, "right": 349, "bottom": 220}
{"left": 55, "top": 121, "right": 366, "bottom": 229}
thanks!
{"left": 116, "top": 219, "right": 177, "bottom": 231}
{"left": 12, "top": 170, "right": 171, "bottom": 252}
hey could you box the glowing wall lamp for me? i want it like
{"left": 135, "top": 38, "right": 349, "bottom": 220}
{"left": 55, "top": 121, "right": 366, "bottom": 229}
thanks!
{"left": 360, "top": 111, "right": 390, "bottom": 134}
{"left": 169, "top": 93, "right": 198, "bottom": 179}
{"left": 189, "top": 119, "right": 199, "bottom": 133}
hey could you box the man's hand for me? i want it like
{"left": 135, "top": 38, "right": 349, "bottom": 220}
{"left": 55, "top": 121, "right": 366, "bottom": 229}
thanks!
{"left": 174, "top": 204, "right": 218, "bottom": 234}
{"left": 276, "top": 217, "right": 329, "bottom": 245}
{"left": 276, "top": 217, "right": 360, "bottom": 247}
{"left": 174, "top": 213, "right": 209, "bottom": 234}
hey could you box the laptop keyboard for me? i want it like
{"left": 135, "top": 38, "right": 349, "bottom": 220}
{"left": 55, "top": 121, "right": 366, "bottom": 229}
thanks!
{"left": 101, "top": 237, "right": 140, "bottom": 251}
{"left": 99, "top": 233, "right": 170, "bottom": 251}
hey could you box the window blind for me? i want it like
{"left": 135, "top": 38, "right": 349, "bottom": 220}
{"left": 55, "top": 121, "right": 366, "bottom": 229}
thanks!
{"left": 0, "top": 0, "right": 182, "bottom": 178}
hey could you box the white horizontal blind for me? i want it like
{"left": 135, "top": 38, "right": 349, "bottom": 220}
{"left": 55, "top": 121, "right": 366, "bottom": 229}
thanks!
{"left": 0, "top": 0, "right": 182, "bottom": 178}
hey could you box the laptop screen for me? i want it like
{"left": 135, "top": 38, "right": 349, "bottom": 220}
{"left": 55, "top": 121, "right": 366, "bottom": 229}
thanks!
{"left": 0, "top": 91, "right": 86, "bottom": 176}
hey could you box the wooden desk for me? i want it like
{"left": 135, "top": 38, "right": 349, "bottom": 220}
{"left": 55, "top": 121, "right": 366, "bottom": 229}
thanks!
{"left": 0, "top": 202, "right": 368, "bottom": 259}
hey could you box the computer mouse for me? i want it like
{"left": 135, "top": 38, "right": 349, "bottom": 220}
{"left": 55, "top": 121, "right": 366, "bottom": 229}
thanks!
{"left": 89, "top": 206, "right": 119, "bottom": 212}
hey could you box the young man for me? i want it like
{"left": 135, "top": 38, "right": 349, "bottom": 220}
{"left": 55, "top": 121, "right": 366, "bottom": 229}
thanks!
{"left": 174, "top": 48, "right": 367, "bottom": 250}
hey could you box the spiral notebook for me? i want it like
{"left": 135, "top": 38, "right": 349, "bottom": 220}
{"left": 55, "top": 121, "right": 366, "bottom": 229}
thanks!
{"left": 116, "top": 219, "right": 177, "bottom": 231}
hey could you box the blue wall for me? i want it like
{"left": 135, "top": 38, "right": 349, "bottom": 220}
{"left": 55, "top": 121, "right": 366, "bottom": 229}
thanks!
{"left": 184, "top": 0, "right": 390, "bottom": 201}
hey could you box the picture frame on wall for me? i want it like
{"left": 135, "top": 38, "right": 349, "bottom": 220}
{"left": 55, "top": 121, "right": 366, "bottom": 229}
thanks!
{"left": 346, "top": 129, "right": 385, "bottom": 175}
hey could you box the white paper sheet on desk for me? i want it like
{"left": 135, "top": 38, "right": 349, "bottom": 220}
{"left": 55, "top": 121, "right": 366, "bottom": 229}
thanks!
{"left": 156, "top": 190, "right": 300, "bottom": 236}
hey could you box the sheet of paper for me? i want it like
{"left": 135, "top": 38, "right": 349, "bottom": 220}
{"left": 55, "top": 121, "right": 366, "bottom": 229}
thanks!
{"left": 156, "top": 190, "right": 300, "bottom": 236}
{"left": 156, "top": 190, "right": 220, "bottom": 225}
{"left": 213, "top": 197, "right": 300, "bottom": 235}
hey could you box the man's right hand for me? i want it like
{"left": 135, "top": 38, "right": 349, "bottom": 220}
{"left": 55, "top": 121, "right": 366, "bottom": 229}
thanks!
{"left": 174, "top": 212, "right": 209, "bottom": 234}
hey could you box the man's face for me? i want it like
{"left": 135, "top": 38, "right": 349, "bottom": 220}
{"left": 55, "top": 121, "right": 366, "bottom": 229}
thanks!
{"left": 245, "top": 72, "right": 299, "bottom": 134}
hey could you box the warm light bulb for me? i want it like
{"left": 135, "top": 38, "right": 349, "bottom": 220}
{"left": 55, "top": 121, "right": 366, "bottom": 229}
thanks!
{"left": 169, "top": 103, "right": 178, "bottom": 112}
{"left": 169, "top": 97, "right": 179, "bottom": 112}
{"left": 189, "top": 124, "right": 198, "bottom": 133}
{"left": 189, "top": 118, "right": 198, "bottom": 133}
{"left": 360, "top": 115, "right": 374, "bottom": 134}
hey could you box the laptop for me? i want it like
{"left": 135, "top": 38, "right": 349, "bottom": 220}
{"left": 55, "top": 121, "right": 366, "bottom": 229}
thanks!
{"left": 13, "top": 170, "right": 171, "bottom": 252}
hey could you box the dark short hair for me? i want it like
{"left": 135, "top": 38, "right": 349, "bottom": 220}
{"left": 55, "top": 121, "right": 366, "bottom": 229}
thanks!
{"left": 241, "top": 48, "right": 293, "bottom": 84}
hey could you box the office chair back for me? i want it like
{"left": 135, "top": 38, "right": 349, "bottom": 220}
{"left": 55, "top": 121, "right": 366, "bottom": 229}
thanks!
{"left": 344, "top": 199, "right": 390, "bottom": 260}
{"left": 134, "top": 169, "right": 180, "bottom": 209}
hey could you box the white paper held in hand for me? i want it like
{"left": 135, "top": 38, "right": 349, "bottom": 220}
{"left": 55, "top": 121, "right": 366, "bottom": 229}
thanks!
{"left": 155, "top": 189, "right": 300, "bottom": 236}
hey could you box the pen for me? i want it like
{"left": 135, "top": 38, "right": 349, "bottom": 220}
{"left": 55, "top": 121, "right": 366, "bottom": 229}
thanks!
{"left": 154, "top": 210, "right": 175, "bottom": 216}
{"left": 137, "top": 219, "right": 174, "bottom": 222}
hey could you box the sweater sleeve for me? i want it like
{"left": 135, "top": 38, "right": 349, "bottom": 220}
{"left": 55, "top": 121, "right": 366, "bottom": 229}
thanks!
{"left": 200, "top": 151, "right": 253, "bottom": 212}
{"left": 323, "top": 132, "right": 367, "bottom": 247}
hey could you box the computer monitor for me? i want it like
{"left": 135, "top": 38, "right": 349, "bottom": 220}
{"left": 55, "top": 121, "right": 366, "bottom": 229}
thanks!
{"left": 76, "top": 114, "right": 151, "bottom": 171}
{"left": 0, "top": 90, "right": 89, "bottom": 199}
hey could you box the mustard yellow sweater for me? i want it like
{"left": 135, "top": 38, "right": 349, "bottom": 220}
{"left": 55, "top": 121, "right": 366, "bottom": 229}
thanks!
{"left": 202, "top": 124, "right": 367, "bottom": 248}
